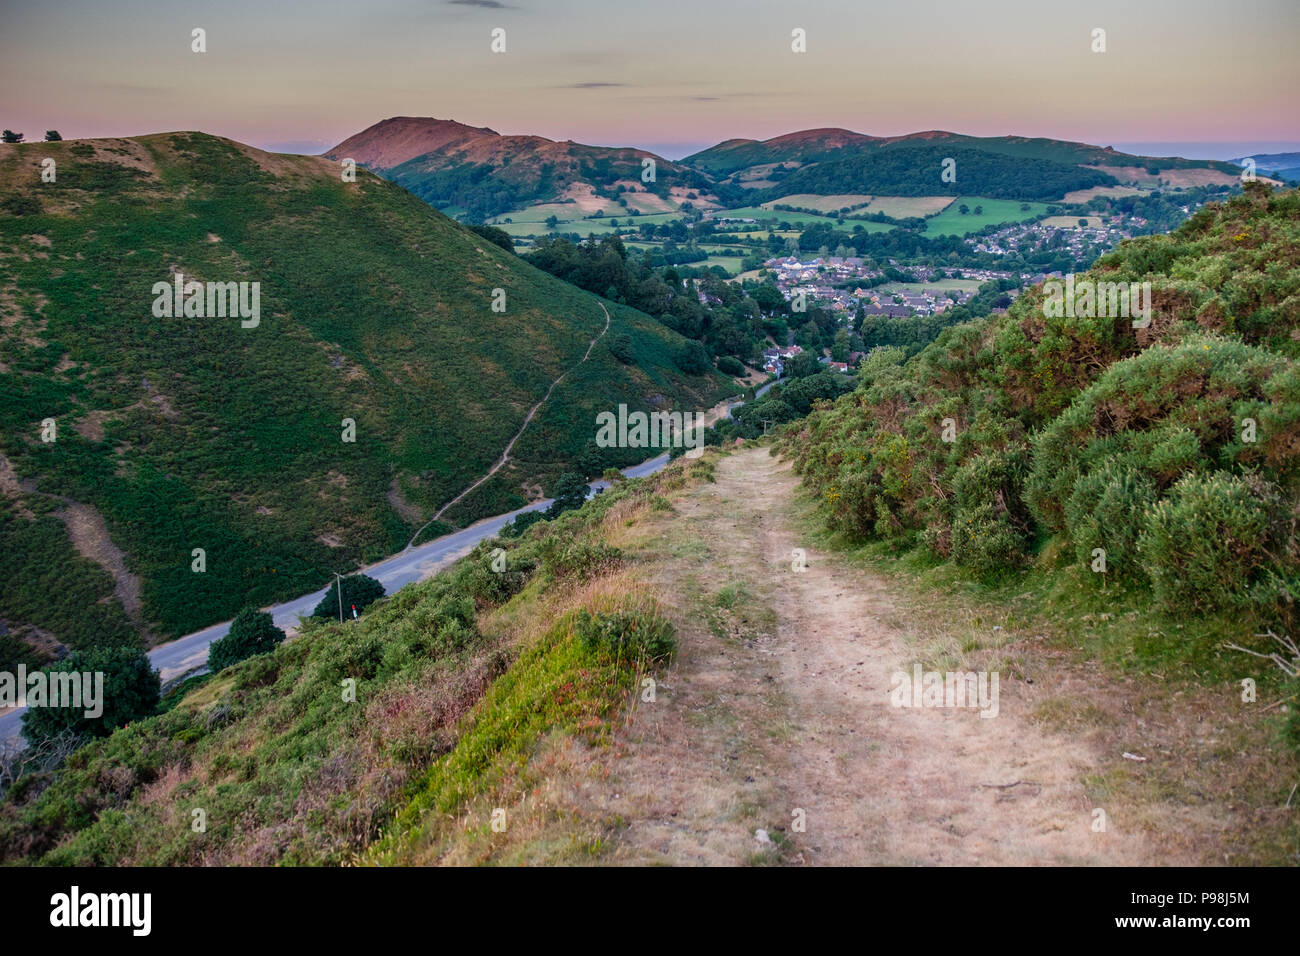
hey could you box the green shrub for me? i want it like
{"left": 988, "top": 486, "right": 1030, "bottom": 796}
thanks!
{"left": 1065, "top": 458, "right": 1158, "bottom": 582}
{"left": 608, "top": 333, "right": 636, "bottom": 364}
{"left": 207, "top": 608, "right": 286, "bottom": 672}
{"left": 717, "top": 355, "right": 745, "bottom": 376}
{"left": 499, "top": 509, "right": 546, "bottom": 538}
{"left": 574, "top": 608, "right": 675, "bottom": 663}
{"left": 948, "top": 446, "right": 1032, "bottom": 575}
{"left": 539, "top": 537, "right": 622, "bottom": 580}
{"left": 1138, "top": 473, "right": 1272, "bottom": 612}
{"left": 20, "top": 645, "right": 160, "bottom": 744}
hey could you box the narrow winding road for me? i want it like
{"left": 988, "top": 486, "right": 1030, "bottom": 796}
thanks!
{"left": 0, "top": 300, "right": 701, "bottom": 745}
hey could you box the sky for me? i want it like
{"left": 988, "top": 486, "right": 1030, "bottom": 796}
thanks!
{"left": 1, "top": 0, "right": 1296, "bottom": 160}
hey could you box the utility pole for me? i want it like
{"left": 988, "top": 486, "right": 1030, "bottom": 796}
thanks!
{"left": 761, "top": 419, "right": 774, "bottom": 436}
{"left": 335, "top": 572, "right": 344, "bottom": 624}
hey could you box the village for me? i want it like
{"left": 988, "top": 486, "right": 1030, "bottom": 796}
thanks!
{"left": 760, "top": 254, "right": 1019, "bottom": 320}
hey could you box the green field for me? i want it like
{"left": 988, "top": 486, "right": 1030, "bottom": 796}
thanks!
{"left": 716, "top": 206, "right": 895, "bottom": 232}
{"left": 920, "top": 197, "right": 1049, "bottom": 236}
{"left": 489, "top": 208, "right": 686, "bottom": 238}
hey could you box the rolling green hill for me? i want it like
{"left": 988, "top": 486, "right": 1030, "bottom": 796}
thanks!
{"left": 0, "top": 132, "right": 730, "bottom": 664}
{"left": 684, "top": 128, "right": 1246, "bottom": 199}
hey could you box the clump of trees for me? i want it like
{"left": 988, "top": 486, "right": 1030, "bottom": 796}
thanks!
{"left": 311, "top": 574, "right": 386, "bottom": 620}
{"left": 208, "top": 608, "right": 286, "bottom": 671}
{"left": 20, "top": 645, "right": 160, "bottom": 744}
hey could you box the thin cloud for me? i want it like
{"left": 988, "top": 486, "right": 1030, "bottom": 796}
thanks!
{"left": 447, "top": 0, "right": 513, "bottom": 8}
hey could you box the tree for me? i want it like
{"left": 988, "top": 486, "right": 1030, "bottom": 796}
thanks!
{"left": 973, "top": 205, "right": 984, "bottom": 215}
{"left": 500, "top": 509, "right": 545, "bottom": 538}
{"left": 546, "top": 472, "right": 589, "bottom": 518}
{"left": 1, "top": 130, "right": 23, "bottom": 144}
{"left": 675, "top": 340, "right": 710, "bottom": 375}
{"left": 208, "top": 607, "right": 286, "bottom": 672}
{"left": 958, "top": 204, "right": 969, "bottom": 215}
{"left": 545, "top": 214, "right": 559, "bottom": 229}
{"left": 1078, "top": 218, "right": 1089, "bottom": 227}
{"left": 44, "top": 130, "right": 61, "bottom": 142}
{"left": 784, "top": 350, "right": 822, "bottom": 379}
{"left": 311, "top": 574, "right": 386, "bottom": 620}
{"left": 717, "top": 355, "right": 745, "bottom": 376}
{"left": 575, "top": 441, "right": 605, "bottom": 480}
{"left": 20, "top": 645, "right": 160, "bottom": 744}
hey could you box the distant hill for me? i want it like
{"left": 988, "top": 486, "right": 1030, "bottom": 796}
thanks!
{"left": 1229, "top": 152, "right": 1300, "bottom": 182}
{"left": 324, "top": 116, "right": 499, "bottom": 170}
{"left": 0, "top": 132, "right": 730, "bottom": 664}
{"left": 324, "top": 117, "right": 715, "bottom": 221}
{"left": 684, "top": 128, "right": 1247, "bottom": 200}
{"left": 326, "top": 119, "right": 1256, "bottom": 236}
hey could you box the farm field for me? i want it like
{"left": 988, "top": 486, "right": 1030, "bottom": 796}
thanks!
{"left": 853, "top": 195, "right": 955, "bottom": 219}
{"left": 761, "top": 193, "right": 873, "bottom": 212}
{"left": 1060, "top": 184, "right": 1146, "bottom": 203}
{"left": 714, "top": 206, "right": 896, "bottom": 233}
{"left": 921, "top": 197, "right": 1049, "bottom": 235}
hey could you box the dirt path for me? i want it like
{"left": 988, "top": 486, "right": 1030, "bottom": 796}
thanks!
{"left": 600, "top": 447, "right": 1178, "bottom": 865}
{"left": 406, "top": 302, "right": 613, "bottom": 547}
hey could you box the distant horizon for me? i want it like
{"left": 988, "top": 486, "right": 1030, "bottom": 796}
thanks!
{"left": 6, "top": 121, "right": 1296, "bottom": 167}
{"left": 3, "top": 0, "right": 1295, "bottom": 164}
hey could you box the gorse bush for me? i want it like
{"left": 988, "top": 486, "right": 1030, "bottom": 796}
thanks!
{"left": 538, "top": 537, "right": 622, "bottom": 581}
{"left": 573, "top": 608, "right": 676, "bottom": 663}
{"left": 1138, "top": 472, "right": 1274, "bottom": 613}
{"left": 1064, "top": 459, "right": 1158, "bottom": 583}
{"left": 781, "top": 184, "right": 1300, "bottom": 624}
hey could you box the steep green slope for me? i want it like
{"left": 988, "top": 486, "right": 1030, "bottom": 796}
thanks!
{"left": 0, "top": 133, "right": 729, "bottom": 661}
{"left": 782, "top": 183, "right": 1300, "bottom": 629}
{"left": 0, "top": 451, "right": 699, "bottom": 866}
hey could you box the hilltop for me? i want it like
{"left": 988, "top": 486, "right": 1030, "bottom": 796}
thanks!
{"left": 324, "top": 117, "right": 500, "bottom": 170}
{"left": 0, "top": 132, "right": 731, "bottom": 666}
{"left": 325, "top": 117, "right": 716, "bottom": 222}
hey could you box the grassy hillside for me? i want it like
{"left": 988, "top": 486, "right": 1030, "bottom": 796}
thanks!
{"left": 0, "top": 133, "right": 730, "bottom": 661}
{"left": 780, "top": 183, "right": 1300, "bottom": 712}
{"left": 0, "top": 452, "right": 706, "bottom": 866}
